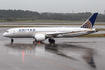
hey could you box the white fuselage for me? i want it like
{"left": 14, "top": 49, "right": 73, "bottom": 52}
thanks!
{"left": 3, "top": 27, "right": 96, "bottom": 38}
{"left": 3, "top": 13, "right": 98, "bottom": 42}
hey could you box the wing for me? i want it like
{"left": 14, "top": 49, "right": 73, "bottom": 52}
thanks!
{"left": 45, "top": 31, "right": 70, "bottom": 38}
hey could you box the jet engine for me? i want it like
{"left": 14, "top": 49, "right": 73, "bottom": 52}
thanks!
{"left": 34, "top": 34, "right": 46, "bottom": 41}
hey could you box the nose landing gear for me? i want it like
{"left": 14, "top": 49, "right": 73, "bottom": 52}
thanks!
{"left": 11, "top": 38, "right": 14, "bottom": 44}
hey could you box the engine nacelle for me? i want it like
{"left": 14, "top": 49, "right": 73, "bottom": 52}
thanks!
{"left": 34, "top": 34, "right": 46, "bottom": 41}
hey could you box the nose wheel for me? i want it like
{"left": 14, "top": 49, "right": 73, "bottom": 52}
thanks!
{"left": 11, "top": 38, "right": 14, "bottom": 44}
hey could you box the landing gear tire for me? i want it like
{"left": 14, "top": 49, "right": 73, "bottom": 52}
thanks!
{"left": 11, "top": 38, "right": 14, "bottom": 44}
{"left": 48, "top": 39, "right": 55, "bottom": 44}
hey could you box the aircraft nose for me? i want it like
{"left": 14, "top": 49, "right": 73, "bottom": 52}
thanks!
{"left": 3, "top": 33, "right": 7, "bottom": 37}
{"left": 3, "top": 33, "right": 5, "bottom": 36}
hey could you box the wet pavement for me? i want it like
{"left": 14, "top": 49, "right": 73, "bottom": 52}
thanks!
{"left": 0, "top": 27, "right": 105, "bottom": 70}
{"left": 0, "top": 22, "right": 105, "bottom": 29}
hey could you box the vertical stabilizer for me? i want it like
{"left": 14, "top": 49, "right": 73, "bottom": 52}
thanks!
{"left": 81, "top": 13, "right": 98, "bottom": 29}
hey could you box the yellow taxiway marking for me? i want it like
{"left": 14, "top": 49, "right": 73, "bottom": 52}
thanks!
{"left": 22, "top": 45, "right": 32, "bottom": 52}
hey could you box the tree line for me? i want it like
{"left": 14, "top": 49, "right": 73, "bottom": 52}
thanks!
{"left": 0, "top": 9, "right": 105, "bottom": 22}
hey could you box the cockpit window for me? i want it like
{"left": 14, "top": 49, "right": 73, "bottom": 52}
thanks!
{"left": 6, "top": 31, "right": 9, "bottom": 33}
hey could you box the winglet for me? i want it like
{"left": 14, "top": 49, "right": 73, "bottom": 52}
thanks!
{"left": 81, "top": 13, "right": 98, "bottom": 29}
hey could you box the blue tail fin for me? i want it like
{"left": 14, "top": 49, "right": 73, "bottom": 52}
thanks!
{"left": 81, "top": 13, "right": 98, "bottom": 29}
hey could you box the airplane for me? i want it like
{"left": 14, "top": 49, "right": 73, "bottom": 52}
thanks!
{"left": 3, "top": 13, "right": 98, "bottom": 44}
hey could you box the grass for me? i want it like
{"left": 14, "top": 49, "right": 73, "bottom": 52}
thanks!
{"left": 79, "top": 34, "right": 105, "bottom": 37}
{"left": 0, "top": 20, "right": 105, "bottom": 25}
{"left": 96, "top": 29, "right": 105, "bottom": 31}
{"left": 0, "top": 20, "right": 83, "bottom": 23}
{"left": 0, "top": 23, "right": 81, "bottom": 25}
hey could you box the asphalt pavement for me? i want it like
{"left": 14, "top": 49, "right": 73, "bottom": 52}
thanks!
{"left": 0, "top": 27, "right": 105, "bottom": 70}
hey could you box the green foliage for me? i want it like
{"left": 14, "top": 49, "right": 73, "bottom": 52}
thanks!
{"left": 79, "top": 34, "right": 105, "bottom": 37}
{"left": 97, "top": 28, "right": 105, "bottom": 31}
{"left": 0, "top": 9, "right": 105, "bottom": 22}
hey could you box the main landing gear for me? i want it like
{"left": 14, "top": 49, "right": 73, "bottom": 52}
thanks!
{"left": 33, "top": 41, "right": 42, "bottom": 44}
{"left": 11, "top": 38, "right": 14, "bottom": 44}
{"left": 48, "top": 38, "right": 55, "bottom": 44}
